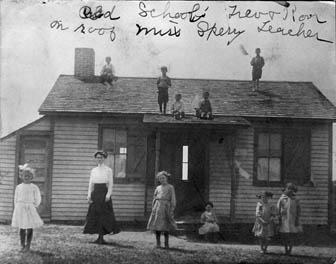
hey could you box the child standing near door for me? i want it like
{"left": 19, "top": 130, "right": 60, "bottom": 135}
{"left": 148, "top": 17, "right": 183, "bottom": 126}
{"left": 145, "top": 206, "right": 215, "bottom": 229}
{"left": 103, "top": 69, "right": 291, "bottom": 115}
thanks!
{"left": 12, "top": 164, "right": 43, "bottom": 252}
{"left": 147, "top": 171, "right": 177, "bottom": 249}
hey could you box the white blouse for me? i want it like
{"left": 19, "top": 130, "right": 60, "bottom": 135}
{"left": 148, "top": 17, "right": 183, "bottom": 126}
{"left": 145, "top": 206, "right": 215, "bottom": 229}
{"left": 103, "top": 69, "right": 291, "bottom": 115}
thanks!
{"left": 88, "top": 164, "right": 113, "bottom": 198}
{"left": 14, "top": 183, "right": 41, "bottom": 207}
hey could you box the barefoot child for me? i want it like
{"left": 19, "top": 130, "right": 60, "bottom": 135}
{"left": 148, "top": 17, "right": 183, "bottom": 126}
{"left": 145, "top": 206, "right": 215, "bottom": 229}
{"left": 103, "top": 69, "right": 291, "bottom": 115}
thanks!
{"left": 171, "top": 94, "right": 185, "bottom": 120}
{"left": 157, "top": 66, "right": 171, "bottom": 114}
{"left": 250, "top": 48, "right": 265, "bottom": 91}
{"left": 12, "top": 164, "right": 43, "bottom": 252}
{"left": 100, "top": 56, "right": 116, "bottom": 85}
{"left": 277, "top": 183, "right": 302, "bottom": 255}
{"left": 147, "top": 171, "right": 177, "bottom": 249}
{"left": 199, "top": 201, "right": 220, "bottom": 243}
{"left": 199, "top": 92, "right": 213, "bottom": 120}
{"left": 252, "top": 191, "right": 276, "bottom": 253}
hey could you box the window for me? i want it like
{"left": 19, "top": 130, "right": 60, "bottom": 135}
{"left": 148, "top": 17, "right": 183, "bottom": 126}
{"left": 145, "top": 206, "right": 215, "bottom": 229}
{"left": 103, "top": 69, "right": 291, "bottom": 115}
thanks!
{"left": 254, "top": 128, "right": 311, "bottom": 186}
{"left": 182, "top": 145, "right": 189, "bottom": 181}
{"left": 100, "top": 126, "right": 147, "bottom": 183}
{"left": 256, "top": 133, "right": 282, "bottom": 183}
{"left": 102, "top": 128, "right": 127, "bottom": 178}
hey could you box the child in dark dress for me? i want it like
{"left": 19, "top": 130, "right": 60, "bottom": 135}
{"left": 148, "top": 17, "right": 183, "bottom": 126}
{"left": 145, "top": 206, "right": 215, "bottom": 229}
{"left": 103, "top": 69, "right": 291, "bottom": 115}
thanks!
{"left": 157, "top": 66, "right": 171, "bottom": 114}
{"left": 250, "top": 48, "right": 265, "bottom": 91}
{"left": 199, "top": 92, "right": 213, "bottom": 120}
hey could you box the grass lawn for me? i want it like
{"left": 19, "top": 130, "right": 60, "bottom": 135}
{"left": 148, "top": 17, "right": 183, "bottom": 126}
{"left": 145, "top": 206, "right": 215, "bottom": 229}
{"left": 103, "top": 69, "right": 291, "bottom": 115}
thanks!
{"left": 0, "top": 224, "right": 336, "bottom": 264}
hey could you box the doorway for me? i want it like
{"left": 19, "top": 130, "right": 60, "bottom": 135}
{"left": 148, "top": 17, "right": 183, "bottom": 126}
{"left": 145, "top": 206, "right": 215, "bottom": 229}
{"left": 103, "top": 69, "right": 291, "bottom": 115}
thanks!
{"left": 160, "top": 132, "right": 209, "bottom": 218}
{"left": 18, "top": 135, "right": 51, "bottom": 220}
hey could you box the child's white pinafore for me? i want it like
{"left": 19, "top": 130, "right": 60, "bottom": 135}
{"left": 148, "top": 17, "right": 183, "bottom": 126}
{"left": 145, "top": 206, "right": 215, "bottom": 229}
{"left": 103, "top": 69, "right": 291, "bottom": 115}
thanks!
{"left": 12, "top": 183, "right": 43, "bottom": 229}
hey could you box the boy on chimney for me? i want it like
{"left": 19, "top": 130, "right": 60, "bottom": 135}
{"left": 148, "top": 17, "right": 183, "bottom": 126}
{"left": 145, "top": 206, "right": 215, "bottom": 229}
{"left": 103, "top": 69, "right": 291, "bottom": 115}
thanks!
{"left": 250, "top": 48, "right": 265, "bottom": 92}
{"left": 157, "top": 66, "right": 171, "bottom": 115}
{"left": 100, "top": 56, "right": 117, "bottom": 85}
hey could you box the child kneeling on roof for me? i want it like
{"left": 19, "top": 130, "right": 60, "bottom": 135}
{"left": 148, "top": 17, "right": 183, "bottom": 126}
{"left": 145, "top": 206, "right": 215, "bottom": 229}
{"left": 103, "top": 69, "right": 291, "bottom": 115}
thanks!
{"left": 198, "top": 92, "right": 213, "bottom": 120}
{"left": 199, "top": 201, "right": 220, "bottom": 243}
{"left": 171, "top": 94, "right": 185, "bottom": 120}
{"left": 100, "top": 56, "right": 117, "bottom": 85}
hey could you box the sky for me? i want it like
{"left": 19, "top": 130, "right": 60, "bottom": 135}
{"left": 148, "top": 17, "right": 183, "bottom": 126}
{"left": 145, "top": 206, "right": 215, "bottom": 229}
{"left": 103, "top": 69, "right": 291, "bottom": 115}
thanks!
{"left": 0, "top": 1, "right": 335, "bottom": 177}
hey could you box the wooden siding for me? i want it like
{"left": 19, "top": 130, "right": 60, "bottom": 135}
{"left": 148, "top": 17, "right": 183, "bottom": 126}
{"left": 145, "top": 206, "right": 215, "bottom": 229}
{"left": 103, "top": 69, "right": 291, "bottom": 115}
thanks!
{"left": 0, "top": 136, "right": 16, "bottom": 221}
{"left": 208, "top": 124, "right": 331, "bottom": 225}
{"left": 51, "top": 117, "right": 146, "bottom": 221}
{"left": 0, "top": 117, "right": 51, "bottom": 222}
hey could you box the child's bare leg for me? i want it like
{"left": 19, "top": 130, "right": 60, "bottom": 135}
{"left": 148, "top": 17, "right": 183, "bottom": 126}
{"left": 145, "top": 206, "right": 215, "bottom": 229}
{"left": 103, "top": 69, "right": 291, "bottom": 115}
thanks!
{"left": 159, "top": 103, "right": 163, "bottom": 113}
{"left": 256, "top": 79, "right": 259, "bottom": 89}
{"left": 163, "top": 102, "right": 167, "bottom": 115}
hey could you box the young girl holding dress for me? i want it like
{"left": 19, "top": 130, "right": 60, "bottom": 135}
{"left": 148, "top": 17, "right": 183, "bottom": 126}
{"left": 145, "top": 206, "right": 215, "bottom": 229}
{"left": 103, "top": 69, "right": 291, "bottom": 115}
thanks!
{"left": 277, "top": 183, "right": 302, "bottom": 255}
{"left": 199, "top": 201, "right": 220, "bottom": 243}
{"left": 147, "top": 171, "right": 177, "bottom": 249}
{"left": 12, "top": 164, "right": 43, "bottom": 252}
{"left": 252, "top": 191, "right": 276, "bottom": 253}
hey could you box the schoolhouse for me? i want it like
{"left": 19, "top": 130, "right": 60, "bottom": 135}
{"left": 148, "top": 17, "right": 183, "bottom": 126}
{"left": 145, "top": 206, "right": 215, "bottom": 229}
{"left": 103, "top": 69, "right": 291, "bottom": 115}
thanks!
{"left": 1, "top": 48, "right": 335, "bottom": 227}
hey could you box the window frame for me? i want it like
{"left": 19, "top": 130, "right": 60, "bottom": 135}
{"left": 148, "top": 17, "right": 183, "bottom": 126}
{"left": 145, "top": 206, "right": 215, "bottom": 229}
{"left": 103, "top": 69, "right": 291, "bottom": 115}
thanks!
{"left": 98, "top": 125, "right": 128, "bottom": 184}
{"left": 253, "top": 127, "right": 311, "bottom": 187}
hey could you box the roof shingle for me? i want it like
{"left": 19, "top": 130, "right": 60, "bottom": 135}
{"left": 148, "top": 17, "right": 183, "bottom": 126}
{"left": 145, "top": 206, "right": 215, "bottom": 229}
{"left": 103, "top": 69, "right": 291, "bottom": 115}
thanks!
{"left": 39, "top": 75, "right": 336, "bottom": 120}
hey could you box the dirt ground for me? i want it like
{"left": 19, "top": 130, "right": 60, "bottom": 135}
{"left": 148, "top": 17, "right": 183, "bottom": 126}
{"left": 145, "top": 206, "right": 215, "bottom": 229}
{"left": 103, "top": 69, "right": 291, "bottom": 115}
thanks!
{"left": 0, "top": 224, "right": 336, "bottom": 264}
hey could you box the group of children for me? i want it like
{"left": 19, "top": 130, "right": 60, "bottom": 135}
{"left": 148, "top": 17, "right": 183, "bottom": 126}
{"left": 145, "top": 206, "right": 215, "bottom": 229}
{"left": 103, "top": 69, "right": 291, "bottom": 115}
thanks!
{"left": 157, "top": 66, "right": 214, "bottom": 120}
{"left": 11, "top": 164, "right": 300, "bottom": 255}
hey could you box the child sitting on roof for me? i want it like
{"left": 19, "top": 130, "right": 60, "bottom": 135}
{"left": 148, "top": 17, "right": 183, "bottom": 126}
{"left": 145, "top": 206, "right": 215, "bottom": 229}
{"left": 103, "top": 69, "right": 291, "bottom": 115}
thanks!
{"left": 171, "top": 94, "right": 185, "bottom": 120}
{"left": 199, "top": 92, "right": 213, "bottom": 120}
{"left": 157, "top": 66, "right": 171, "bottom": 115}
{"left": 100, "top": 56, "right": 117, "bottom": 85}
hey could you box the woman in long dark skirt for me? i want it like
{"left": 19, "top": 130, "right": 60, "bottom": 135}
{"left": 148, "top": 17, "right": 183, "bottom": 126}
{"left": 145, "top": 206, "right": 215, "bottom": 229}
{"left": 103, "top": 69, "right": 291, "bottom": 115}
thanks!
{"left": 83, "top": 150, "right": 120, "bottom": 244}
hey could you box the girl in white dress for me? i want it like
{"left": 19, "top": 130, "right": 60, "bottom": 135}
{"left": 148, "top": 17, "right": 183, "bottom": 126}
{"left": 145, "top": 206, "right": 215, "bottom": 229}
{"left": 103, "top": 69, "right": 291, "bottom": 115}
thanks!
{"left": 199, "top": 201, "right": 220, "bottom": 243}
{"left": 12, "top": 164, "right": 43, "bottom": 251}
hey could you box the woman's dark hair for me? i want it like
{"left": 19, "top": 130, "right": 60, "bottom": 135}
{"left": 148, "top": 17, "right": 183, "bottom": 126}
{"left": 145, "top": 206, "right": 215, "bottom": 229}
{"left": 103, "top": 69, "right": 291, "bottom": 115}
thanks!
{"left": 205, "top": 201, "right": 214, "bottom": 208}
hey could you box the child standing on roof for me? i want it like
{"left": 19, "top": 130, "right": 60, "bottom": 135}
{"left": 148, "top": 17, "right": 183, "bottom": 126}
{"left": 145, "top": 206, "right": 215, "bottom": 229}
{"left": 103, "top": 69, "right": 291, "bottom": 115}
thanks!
{"left": 250, "top": 48, "right": 265, "bottom": 92}
{"left": 277, "top": 183, "right": 302, "bottom": 255}
{"left": 157, "top": 66, "right": 171, "bottom": 115}
{"left": 100, "top": 56, "right": 117, "bottom": 85}
{"left": 171, "top": 94, "right": 185, "bottom": 120}
{"left": 252, "top": 191, "right": 276, "bottom": 254}
{"left": 12, "top": 164, "right": 43, "bottom": 252}
{"left": 199, "top": 91, "right": 213, "bottom": 120}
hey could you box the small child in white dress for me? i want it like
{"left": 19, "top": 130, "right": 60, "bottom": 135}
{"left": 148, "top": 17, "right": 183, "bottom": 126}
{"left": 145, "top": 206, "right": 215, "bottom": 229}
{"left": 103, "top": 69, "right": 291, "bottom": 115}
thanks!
{"left": 12, "top": 164, "right": 43, "bottom": 251}
{"left": 199, "top": 201, "right": 220, "bottom": 242}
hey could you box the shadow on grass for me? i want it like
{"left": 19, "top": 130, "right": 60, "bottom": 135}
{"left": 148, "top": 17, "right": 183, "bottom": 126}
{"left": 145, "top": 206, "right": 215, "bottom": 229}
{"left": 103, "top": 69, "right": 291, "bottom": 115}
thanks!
{"left": 89, "top": 241, "right": 134, "bottom": 249}
{"left": 26, "top": 250, "right": 54, "bottom": 258}
{"left": 265, "top": 252, "right": 333, "bottom": 261}
{"left": 164, "top": 247, "right": 196, "bottom": 253}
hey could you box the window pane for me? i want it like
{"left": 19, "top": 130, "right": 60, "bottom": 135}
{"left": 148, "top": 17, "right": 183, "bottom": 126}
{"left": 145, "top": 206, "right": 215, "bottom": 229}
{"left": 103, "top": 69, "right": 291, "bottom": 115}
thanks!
{"left": 257, "top": 158, "right": 268, "bottom": 181}
{"left": 270, "top": 134, "right": 281, "bottom": 151}
{"left": 182, "top": 163, "right": 188, "bottom": 181}
{"left": 106, "top": 152, "right": 115, "bottom": 170}
{"left": 120, "top": 147, "right": 127, "bottom": 154}
{"left": 182, "top": 146, "right": 188, "bottom": 163}
{"left": 269, "top": 158, "right": 281, "bottom": 181}
{"left": 115, "top": 154, "right": 126, "bottom": 178}
{"left": 258, "top": 133, "right": 269, "bottom": 155}
{"left": 116, "top": 130, "right": 127, "bottom": 153}
{"left": 103, "top": 129, "right": 116, "bottom": 152}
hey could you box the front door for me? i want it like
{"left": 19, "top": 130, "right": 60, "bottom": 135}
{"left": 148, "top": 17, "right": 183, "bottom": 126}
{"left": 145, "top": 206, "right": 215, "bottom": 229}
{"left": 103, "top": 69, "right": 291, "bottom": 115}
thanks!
{"left": 160, "top": 132, "right": 208, "bottom": 217}
{"left": 19, "top": 135, "right": 51, "bottom": 220}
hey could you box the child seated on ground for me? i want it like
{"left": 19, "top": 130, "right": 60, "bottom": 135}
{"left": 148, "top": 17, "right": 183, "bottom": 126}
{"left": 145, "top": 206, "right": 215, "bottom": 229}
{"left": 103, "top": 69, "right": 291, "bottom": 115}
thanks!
{"left": 199, "top": 201, "right": 220, "bottom": 243}
{"left": 171, "top": 94, "right": 185, "bottom": 120}
{"left": 199, "top": 92, "right": 213, "bottom": 120}
{"left": 100, "top": 56, "right": 117, "bottom": 85}
{"left": 252, "top": 191, "right": 276, "bottom": 254}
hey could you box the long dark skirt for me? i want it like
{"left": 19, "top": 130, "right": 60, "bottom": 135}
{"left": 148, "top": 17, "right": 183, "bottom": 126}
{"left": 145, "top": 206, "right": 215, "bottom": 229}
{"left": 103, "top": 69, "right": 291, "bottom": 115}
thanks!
{"left": 83, "top": 184, "right": 120, "bottom": 235}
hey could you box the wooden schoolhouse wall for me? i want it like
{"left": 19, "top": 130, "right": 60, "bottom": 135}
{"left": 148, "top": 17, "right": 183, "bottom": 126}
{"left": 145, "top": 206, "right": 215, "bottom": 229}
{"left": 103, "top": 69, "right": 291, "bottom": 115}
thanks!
{"left": 207, "top": 122, "right": 330, "bottom": 225}
{"left": 0, "top": 117, "right": 51, "bottom": 222}
{"left": 51, "top": 116, "right": 147, "bottom": 222}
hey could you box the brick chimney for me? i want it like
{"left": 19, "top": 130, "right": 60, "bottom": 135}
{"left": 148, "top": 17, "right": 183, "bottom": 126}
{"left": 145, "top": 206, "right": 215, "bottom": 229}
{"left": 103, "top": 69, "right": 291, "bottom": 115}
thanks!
{"left": 74, "top": 48, "right": 95, "bottom": 78}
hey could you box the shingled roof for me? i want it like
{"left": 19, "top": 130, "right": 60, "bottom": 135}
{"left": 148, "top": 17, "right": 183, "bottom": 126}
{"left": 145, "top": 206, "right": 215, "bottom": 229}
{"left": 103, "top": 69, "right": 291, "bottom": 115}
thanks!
{"left": 39, "top": 75, "right": 336, "bottom": 120}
